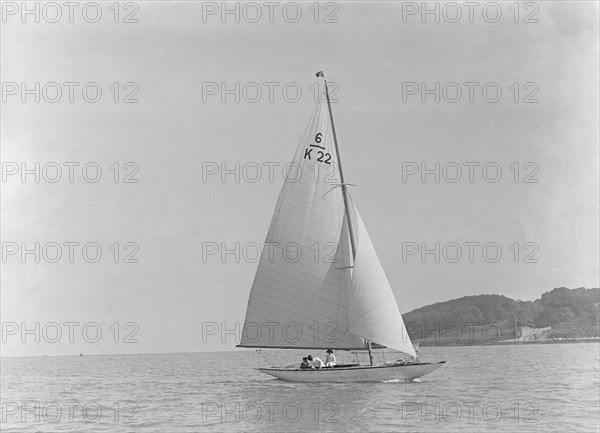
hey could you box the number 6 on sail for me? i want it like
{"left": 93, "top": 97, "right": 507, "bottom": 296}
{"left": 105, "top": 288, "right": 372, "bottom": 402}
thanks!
{"left": 237, "top": 72, "right": 445, "bottom": 382}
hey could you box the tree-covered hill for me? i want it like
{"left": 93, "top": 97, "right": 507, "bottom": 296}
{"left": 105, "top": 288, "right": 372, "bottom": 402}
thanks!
{"left": 403, "top": 287, "right": 599, "bottom": 345}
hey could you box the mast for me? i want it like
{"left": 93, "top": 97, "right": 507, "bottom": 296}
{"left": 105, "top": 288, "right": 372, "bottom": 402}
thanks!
{"left": 319, "top": 71, "right": 374, "bottom": 365}
{"left": 321, "top": 75, "right": 357, "bottom": 257}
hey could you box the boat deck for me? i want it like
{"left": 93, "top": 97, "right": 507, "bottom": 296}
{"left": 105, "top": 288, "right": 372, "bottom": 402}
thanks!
{"left": 261, "top": 361, "right": 443, "bottom": 372}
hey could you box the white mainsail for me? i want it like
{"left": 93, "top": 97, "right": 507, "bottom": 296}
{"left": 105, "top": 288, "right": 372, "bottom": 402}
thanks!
{"left": 348, "top": 204, "right": 416, "bottom": 357}
{"left": 239, "top": 94, "right": 415, "bottom": 357}
{"left": 239, "top": 97, "right": 364, "bottom": 349}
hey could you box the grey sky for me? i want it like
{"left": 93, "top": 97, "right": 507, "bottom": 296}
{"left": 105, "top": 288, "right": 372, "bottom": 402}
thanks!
{"left": 1, "top": 1, "right": 598, "bottom": 356}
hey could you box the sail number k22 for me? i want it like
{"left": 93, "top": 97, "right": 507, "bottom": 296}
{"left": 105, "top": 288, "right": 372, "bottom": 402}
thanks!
{"left": 304, "top": 133, "right": 331, "bottom": 164}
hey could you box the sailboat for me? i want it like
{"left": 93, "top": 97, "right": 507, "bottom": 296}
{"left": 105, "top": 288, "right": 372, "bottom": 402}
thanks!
{"left": 237, "top": 71, "right": 445, "bottom": 382}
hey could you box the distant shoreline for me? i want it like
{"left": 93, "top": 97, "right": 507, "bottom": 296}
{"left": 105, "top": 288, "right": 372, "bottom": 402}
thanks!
{"left": 2, "top": 339, "right": 599, "bottom": 359}
{"left": 416, "top": 337, "right": 600, "bottom": 348}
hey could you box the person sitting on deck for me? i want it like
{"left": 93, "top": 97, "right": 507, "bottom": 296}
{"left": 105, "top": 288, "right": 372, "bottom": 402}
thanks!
{"left": 308, "top": 355, "right": 325, "bottom": 369}
{"left": 300, "top": 357, "right": 313, "bottom": 369}
{"left": 325, "top": 349, "right": 336, "bottom": 367}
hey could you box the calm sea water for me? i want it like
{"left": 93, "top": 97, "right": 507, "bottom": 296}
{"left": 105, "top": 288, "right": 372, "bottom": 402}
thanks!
{"left": 1, "top": 344, "right": 599, "bottom": 432}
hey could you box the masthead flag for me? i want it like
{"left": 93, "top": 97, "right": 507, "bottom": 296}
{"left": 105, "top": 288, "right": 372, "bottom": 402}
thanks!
{"left": 315, "top": 71, "right": 324, "bottom": 78}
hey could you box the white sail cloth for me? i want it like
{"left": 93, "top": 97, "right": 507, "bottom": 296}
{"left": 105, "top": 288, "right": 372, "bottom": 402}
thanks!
{"left": 239, "top": 96, "right": 415, "bottom": 357}
{"left": 239, "top": 97, "right": 363, "bottom": 349}
{"left": 348, "top": 205, "right": 416, "bottom": 357}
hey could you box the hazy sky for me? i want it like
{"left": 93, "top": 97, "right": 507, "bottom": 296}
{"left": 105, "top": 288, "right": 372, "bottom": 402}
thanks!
{"left": 1, "top": 1, "right": 598, "bottom": 356}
